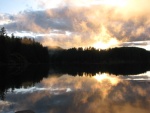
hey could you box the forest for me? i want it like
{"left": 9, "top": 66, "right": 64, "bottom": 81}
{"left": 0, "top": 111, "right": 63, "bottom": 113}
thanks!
{"left": 1, "top": 26, "right": 150, "bottom": 65}
{"left": 49, "top": 46, "right": 150, "bottom": 64}
{"left": 0, "top": 27, "right": 49, "bottom": 65}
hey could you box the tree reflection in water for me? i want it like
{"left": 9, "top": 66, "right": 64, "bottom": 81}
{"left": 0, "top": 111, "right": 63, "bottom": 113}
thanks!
{"left": 0, "top": 64, "right": 49, "bottom": 100}
{"left": 1, "top": 74, "right": 150, "bottom": 113}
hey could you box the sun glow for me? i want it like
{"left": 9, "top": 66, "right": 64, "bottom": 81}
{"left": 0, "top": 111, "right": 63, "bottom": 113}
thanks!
{"left": 92, "top": 25, "right": 120, "bottom": 49}
{"left": 98, "top": 0, "right": 128, "bottom": 7}
{"left": 93, "top": 73, "right": 120, "bottom": 85}
{"left": 93, "top": 38, "right": 119, "bottom": 49}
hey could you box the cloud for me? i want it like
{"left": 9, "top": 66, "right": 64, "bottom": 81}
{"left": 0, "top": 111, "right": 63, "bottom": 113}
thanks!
{"left": 120, "top": 40, "right": 150, "bottom": 50}
{"left": 0, "top": 14, "right": 15, "bottom": 25}
{"left": 1, "top": 0, "right": 150, "bottom": 48}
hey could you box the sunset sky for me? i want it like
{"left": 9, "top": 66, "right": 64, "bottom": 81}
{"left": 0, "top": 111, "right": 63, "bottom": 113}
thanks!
{"left": 1, "top": 0, "right": 150, "bottom": 50}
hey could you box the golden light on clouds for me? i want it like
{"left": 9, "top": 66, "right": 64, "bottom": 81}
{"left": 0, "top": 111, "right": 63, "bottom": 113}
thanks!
{"left": 97, "top": 0, "right": 128, "bottom": 7}
{"left": 3, "top": 0, "right": 150, "bottom": 49}
{"left": 35, "top": 0, "right": 150, "bottom": 49}
{"left": 43, "top": 0, "right": 129, "bottom": 7}
{"left": 92, "top": 26, "right": 120, "bottom": 49}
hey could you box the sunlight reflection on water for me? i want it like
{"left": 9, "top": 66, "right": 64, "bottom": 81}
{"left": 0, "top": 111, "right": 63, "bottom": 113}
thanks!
{"left": 1, "top": 72, "right": 150, "bottom": 113}
{"left": 93, "top": 73, "right": 121, "bottom": 85}
{"left": 120, "top": 71, "right": 150, "bottom": 81}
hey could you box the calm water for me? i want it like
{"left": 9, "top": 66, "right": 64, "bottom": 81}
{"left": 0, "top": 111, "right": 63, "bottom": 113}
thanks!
{"left": 0, "top": 64, "right": 150, "bottom": 113}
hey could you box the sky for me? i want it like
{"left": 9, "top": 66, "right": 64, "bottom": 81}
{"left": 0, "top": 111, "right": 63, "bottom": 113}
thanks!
{"left": 1, "top": 0, "right": 150, "bottom": 50}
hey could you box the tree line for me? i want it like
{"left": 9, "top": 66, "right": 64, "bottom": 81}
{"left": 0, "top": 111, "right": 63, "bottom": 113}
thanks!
{"left": 0, "top": 27, "right": 49, "bottom": 65}
{"left": 1, "top": 26, "right": 150, "bottom": 65}
{"left": 49, "top": 47, "right": 150, "bottom": 64}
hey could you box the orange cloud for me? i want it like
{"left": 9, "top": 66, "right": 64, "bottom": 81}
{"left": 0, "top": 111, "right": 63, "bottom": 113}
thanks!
{"left": 3, "top": 0, "right": 150, "bottom": 49}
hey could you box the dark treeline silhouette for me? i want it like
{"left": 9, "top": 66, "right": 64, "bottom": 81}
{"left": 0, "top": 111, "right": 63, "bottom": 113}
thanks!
{"left": 49, "top": 47, "right": 150, "bottom": 64}
{"left": 0, "top": 27, "right": 50, "bottom": 100}
{"left": 0, "top": 27, "right": 49, "bottom": 65}
{"left": 49, "top": 46, "right": 150, "bottom": 76}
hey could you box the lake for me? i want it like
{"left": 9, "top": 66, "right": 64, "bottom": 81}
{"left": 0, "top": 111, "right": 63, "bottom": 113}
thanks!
{"left": 0, "top": 64, "right": 150, "bottom": 113}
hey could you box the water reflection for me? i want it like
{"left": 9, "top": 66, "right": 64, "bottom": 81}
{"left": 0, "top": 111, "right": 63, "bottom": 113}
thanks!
{"left": 1, "top": 73, "right": 150, "bottom": 113}
{"left": 1, "top": 64, "right": 150, "bottom": 113}
{"left": 49, "top": 63, "right": 150, "bottom": 76}
{"left": 0, "top": 64, "right": 49, "bottom": 100}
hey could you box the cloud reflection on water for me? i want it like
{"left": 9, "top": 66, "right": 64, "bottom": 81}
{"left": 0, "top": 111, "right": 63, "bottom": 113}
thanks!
{"left": 1, "top": 73, "right": 150, "bottom": 113}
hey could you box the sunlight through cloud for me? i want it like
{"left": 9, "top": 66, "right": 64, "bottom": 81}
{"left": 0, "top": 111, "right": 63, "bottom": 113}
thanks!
{"left": 1, "top": 0, "right": 150, "bottom": 49}
{"left": 96, "top": 0, "right": 128, "bottom": 7}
